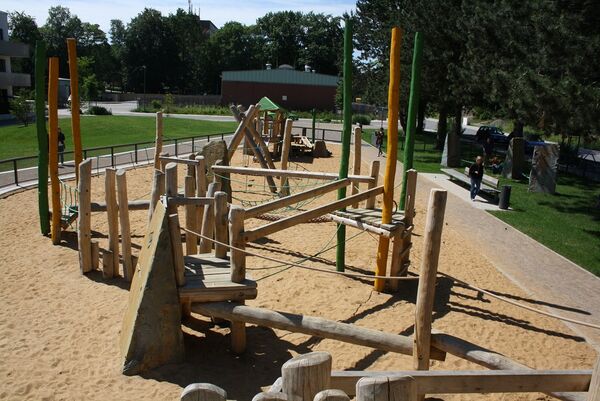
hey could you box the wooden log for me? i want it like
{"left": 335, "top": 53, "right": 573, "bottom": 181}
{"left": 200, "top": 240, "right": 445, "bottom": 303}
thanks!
{"left": 165, "top": 163, "right": 178, "bottom": 214}
{"left": 314, "top": 389, "right": 350, "bottom": 401}
{"left": 414, "top": 189, "right": 447, "bottom": 376}
{"left": 195, "top": 156, "right": 207, "bottom": 241}
{"left": 105, "top": 168, "right": 120, "bottom": 276}
{"left": 102, "top": 250, "right": 114, "bottom": 279}
{"left": 159, "top": 156, "right": 200, "bottom": 166}
{"left": 149, "top": 169, "right": 165, "bottom": 223}
{"left": 212, "top": 165, "right": 375, "bottom": 184}
{"left": 165, "top": 163, "right": 185, "bottom": 286}
{"left": 388, "top": 232, "right": 404, "bottom": 291}
{"left": 253, "top": 392, "right": 288, "bottom": 401}
{"left": 198, "top": 182, "right": 219, "bottom": 253}
{"left": 247, "top": 122, "right": 277, "bottom": 170}
{"left": 270, "top": 378, "right": 283, "bottom": 393}
{"left": 94, "top": 199, "right": 151, "bottom": 213}
{"left": 245, "top": 186, "right": 384, "bottom": 242}
{"left": 77, "top": 159, "right": 93, "bottom": 273}
{"left": 229, "top": 206, "right": 246, "bottom": 282}
{"left": 588, "top": 357, "right": 600, "bottom": 401}
{"left": 228, "top": 104, "right": 259, "bottom": 160}
{"left": 326, "top": 213, "right": 398, "bottom": 238}
{"left": 181, "top": 383, "right": 227, "bottom": 401}
{"left": 191, "top": 302, "right": 446, "bottom": 361}
{"left": 116, "top": 169, "right": 134, "bottom": 281}
{"left": 356, "top": 375, "right": 417, "bottom": 401}
{"left": 403, "top": 170, "right": 418, "bottom": 225}
{"left": 351, "top": 126, "right": 362, "bottom": 208}
{"left": 159, "top": 151, "right": 170, "bottom": 172}
{"left": 246, "top": 179, "right": 351, "bottom": 219}
{"left": 48, "top": 57, "right": 61, "bottom": 245}
{"left": 91, "top": 240, "right": 99, "bottom": 270}
{"left": 282, "top": 352, "right": 332, "bottom": 401}
{"left": 430, "top": 332, "right": 584, "bottom": 401}
{"left": 187, "top": 153, "right": 197, "bottom": 177}
{"left": 331, "top": 370, "right": 592, "bottom": 397}
{"left": 185, "top": 175, "right": 197, "bottom": 255}
{"left": 168, "top": 197, "right": 214, "bottom": 206}
{"left": 280, "top": 119, "right": 294, "bottom": 195}
{"left": 67, "top": 39, "right": 82, "bottom": 180}
{"left": 154, "top": 112, "right": 163, "bottom": 170}
{"left": 365, "top": 160, "right": 380, "bottom": 209}
{"left": 214, "top": 191, "right": 228, "bottom": 258}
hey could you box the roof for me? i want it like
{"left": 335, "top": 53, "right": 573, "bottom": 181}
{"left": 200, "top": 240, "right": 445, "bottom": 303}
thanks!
{"left": 258, "top": 97, "right": 282, "bottom": 112}
{"left": 222, "top": 69, "right": 339, "bottom": 87}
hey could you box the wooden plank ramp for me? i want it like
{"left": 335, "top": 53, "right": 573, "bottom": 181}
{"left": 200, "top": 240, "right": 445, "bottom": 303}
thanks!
{"left": 180, "top": 253, "right": 257, "bottom": 303}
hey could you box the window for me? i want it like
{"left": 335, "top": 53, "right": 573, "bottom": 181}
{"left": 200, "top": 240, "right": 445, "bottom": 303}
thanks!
{"left": 0, "top": 29, "right": 3, "bottom": 41}
{"left": 0, "top": 59, "right": 6, "bottom": 73}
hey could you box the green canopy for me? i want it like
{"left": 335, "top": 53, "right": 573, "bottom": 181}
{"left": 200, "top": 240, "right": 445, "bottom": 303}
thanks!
{"left": 258, "top": 96, "right": 282, "bottom": 112}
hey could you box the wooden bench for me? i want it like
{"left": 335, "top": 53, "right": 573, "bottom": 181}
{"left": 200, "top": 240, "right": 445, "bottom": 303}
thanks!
{"left": 441, "top": 168, "right": 500, "bottom": 197}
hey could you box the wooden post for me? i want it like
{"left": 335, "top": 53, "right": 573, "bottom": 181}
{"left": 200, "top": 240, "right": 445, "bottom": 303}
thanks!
{"left": 116, "top": 169, "right": 134, "bottom": 281}
{"left": 91, "top": 240, "right": 99, "bottom": 270}
{"left": 165, "top": 162, "right": 185, "bottom": 286}
{"left": 228, "top": 104, "right": 259, "bottom": 160}
{"left": 351, "top": 126, "right": 362, "bottom": 207}
{"left": 314, "top": 390, "right": 350, "bottom": 401}
{"left": 588, "top": 357, "right": 600, "bottom": 401}
{"left": 282, "top": 352, "right": 332, "bottom": 401}
{"left": 229, "top": 205, "right": 246, "bottom": 353}
{"left": 214, "top": 191, "right": 228, "bottom": 258}
{"left": 181, "top": 383, "right": 227, "bottom": 401}
{"left": 102, "top": 250, "right": 114, "bottom": 279}
{"left": 77, "top": 159, "right": 92, "bottom": 273}
{"left": 252, "top": 392, "right": 288, "bottom": 401}
{"left": 195, "top": 155, "right": 207, "bottom": 237}
{"left": 280, "top": 118, "right": 293, "bottom": 195}
{"left": 185, "top": 175, "right": 197, "bottom": 255}
{"left": 390, "top": 169, "right": 417, "bottom": 290}
{"left": 356, "top": 376, "right": 417, "bottom": 401}
{"left": 67, "top": 38, "right": 82, "bottom": 181}
{"left": 148, "top": 169, "right": 165, "bottom": 224}
{"left": 154, "top": 112, "right": 163, "bottom": 170}
{"left": 365, "top": 160, "right": 380, "bottom": 209}
{"left": 199, "top": 182, "right": 220, "bottom": 253}
{"left": 413, "top": 189, "right": 447, "bottom": 379}
{"left": 105, "top": 168, "right": 120, "bottom": 276}
{"left": 48, "top": 57, "right": 61, "bottom": 245}
{"left": 160, "top": 151, "right": 169, "bottom": 172}
{"left": 374, "top": 26, "right": 402, "bottom": 292}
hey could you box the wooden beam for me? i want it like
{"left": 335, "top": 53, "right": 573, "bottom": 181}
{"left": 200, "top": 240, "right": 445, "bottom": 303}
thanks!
{"left": 105, "top": 168, "right": 120, "bottom": 276}
{"left": 213, "top": 191, "right": 228, "bottom": 259}
{"left": 165, "top": 163, "right": 185, "bottom": 286}
{"left": 403, "top": 170, "right": 418, "bottom": 225}
{"left": 280, "top": 119, "right": 293, "bottom": 195}
{"left": 326, "top": 212, "right": 398, "bottom": 238}
{"left": 314, "top": 389, "right": 350, "bottom": 401}
{"left": 191, "top": 302, "right": 446, "bottom": 361}
{"left": 67, "top": 38, "right": 82, "bottom": 180}
{"left": 365, "top": 160, "right": 380, "bottom": 209}
{"left": 228, "top": 104, "right": 259, "bottom": 160}
{"left": 199, "top": 182, "right": 220, "bottom": 253}
{"left": 356, "top": 375, "right": 417, "bottom": 401}
{"left": 154, "top": 112, "right": 163, "bottom": 170}
{"left": 229, "top": 205, "right": 246, "bottom": 283}
{"left": 185, "top": 175, "right": 197, "bottom": 255}
{"left": 245, "top": 186, "right": 383, "bottom": 242}
{"left": 430, "top": 332, "right": 585, "bottom": 401}
{"left": 588, "top": 357, "right": 600, "bottom": 401}
{"left": 351, "top": 126, "right": 362, "bottom": 207}
{"left": 180, "top": 383, "right": 227, "bottom": 401}
{"left": 102, "top": 250, "right": 114, "bottom": 279}
{"left": 116, "top": 169, "right": 134, "bottom": 281}
{"left": 93, "top": 199, "right": 151, "bottom": 212}
{"left": 246, "top": 179, "right": 350, "bottom": 219}
{"left": 91, "top": 240, "right": 99, "bottom": 270}
{"left": 331, "top": 370, "right": 592, "bottom": 397}
{"left": 77, "top": 159, "right": 93, "bottom": 273}
{"left": 159, "top": 156, "right": 200, "bottom": 166}
{"left": 167, "top": 197, "right": 214, "bottom": 206}
{"left": 148, "top": 169, "right": 165, "bottom": 223}
{"left": 212, "top": 165, "right": 375, "bottom": 184}
{"left": 282, "top": 352, "right": 332, "bottom": 401}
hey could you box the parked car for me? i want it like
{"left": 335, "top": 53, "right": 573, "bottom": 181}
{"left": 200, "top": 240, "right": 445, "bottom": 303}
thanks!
{"left": 475, "top": 126, "right": 510, "bottom": 145}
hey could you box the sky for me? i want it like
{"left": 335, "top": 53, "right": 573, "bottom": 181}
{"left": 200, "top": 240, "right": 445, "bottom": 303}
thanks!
{"left": 6, "top": 0, "right": 356, "bottom": 34}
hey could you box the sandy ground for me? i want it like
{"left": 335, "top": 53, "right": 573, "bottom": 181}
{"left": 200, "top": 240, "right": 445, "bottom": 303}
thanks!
{"left": 0, "top": 144, "right": 596, "bottom": 401}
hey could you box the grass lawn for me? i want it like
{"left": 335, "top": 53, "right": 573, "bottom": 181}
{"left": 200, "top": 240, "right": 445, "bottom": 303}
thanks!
{"left": 0, "top": 115, "right": 237, "bottom": 161}
{"left": 364, "top": 128, "right": 600, "bottom": 275}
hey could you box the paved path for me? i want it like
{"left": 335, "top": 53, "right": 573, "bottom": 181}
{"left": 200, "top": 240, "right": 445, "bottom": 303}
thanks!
{"left": 358, "top": 140, "right": 600, "bottom": 351}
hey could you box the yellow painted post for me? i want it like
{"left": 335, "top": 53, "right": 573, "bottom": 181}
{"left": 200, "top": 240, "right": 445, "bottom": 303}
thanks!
{"left": 374, "top": 27, "right": 402, "bottom": 292}
{"left": 48, "top": 57, "right": 61, "bottom": 245}
{"left": 67, "top": 38, "right": 82, "bottom": 181}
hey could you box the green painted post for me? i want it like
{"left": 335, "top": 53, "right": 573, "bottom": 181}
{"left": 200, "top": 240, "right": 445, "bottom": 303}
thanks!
{"left": 336, "top": 18, "right": 353, "bottom": 272}
{"left": 35, "top": 41, "right": 50, "bottom": 235}
{"left": 311, "top": 108, "right": 316, "bottom": 142}
{"left": 399, "top": 32, "right": 423, "bottom": 210}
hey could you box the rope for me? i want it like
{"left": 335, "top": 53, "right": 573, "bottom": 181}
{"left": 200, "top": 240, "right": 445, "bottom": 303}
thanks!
{"left": 180, "top": 226, "right": 417, "bottom": 281}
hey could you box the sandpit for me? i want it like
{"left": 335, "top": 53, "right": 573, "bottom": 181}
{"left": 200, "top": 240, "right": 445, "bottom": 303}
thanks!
{"left": 0, "top": 144, "right": 595, "bottom": 401}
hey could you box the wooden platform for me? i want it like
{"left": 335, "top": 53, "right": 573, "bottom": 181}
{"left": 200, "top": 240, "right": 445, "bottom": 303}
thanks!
{"left": 329, "top": 208, "right": 407, "bottom": 238}
{"left": 179, "top": 253, "right": 257, "bottom": 303}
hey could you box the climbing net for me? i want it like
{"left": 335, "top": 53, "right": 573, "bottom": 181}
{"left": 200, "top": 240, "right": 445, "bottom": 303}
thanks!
{"left": 59, "top": 178, "right": 79, "bottom": 226}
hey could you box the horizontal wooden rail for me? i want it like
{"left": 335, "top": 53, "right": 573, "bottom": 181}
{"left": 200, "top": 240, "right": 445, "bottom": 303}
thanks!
{"left": 327, "top": 213, "right": 402, "bottom": 238}
{"left": 167, "top": 196, "right": 214, "bottom": 206}
{"left": 91, "top": 199, "right": 149, "bottom": 212}
{"left": 191, "top": 302, "right": 445, "bottom": 361}
{"left": 212, "top": 165, "right": 375, "bottom": 184}
{"left": 159, "top": 156, "right": 200, "bottom": 166}
{"left": 330, "top": 369, "right": 592, "bottom": 396}
{"left": 244, "top": 186, "right": 384, "bottom": 242}
{"left": 245, "top": 179, "right": 351, "bottom": 219}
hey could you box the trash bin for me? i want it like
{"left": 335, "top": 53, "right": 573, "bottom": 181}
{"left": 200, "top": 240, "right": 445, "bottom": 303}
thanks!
{"left": 499, "top": 185, "right": 511, "bottom": 209}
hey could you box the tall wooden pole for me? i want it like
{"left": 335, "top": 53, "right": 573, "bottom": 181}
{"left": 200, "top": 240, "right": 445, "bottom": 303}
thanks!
{"left": 35, "top": 41, "right": 50, "bottom": 235}
{"left": 48, "top": 57, "right": 61, "bottom": 245}
{"left": 400, "top": 32, "right": 423, "bottom": 209}
{"left": 67, "top": 38, "right": 82, "bottom": 181}
{"left": 336, "top": 17, "right": 353, "bottom": 272}
{"left": 154, "top": 111, "right": 163, "bottom": 170}
{"left": 374, "top": 27, "right": 402, "bottom": 291}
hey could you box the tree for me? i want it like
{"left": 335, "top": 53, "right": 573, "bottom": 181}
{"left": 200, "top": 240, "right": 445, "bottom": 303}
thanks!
{"left": 255, "top": 11, "right": 305, "bottom": 67}
{"left": 109, "top": 19, "right": 127, "bottom": 90}
{"left": 9, "top": 93, "right": 32, "bottom": 126}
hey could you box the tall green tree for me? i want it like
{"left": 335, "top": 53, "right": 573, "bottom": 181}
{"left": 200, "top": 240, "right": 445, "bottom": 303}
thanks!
{"left": 7, "top": 12, "right": 41, "bottom": 81}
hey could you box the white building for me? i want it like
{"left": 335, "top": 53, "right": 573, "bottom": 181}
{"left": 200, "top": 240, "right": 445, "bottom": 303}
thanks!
{"left": 0, "top": 11, "right": 31, "bottom": 114}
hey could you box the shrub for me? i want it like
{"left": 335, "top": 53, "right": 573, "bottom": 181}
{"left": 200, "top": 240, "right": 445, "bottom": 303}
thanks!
{"left": 352, "top": 114, "right": 371, "bottom": 126}
{"left": 87, "top": 106, "right": 112, "bottom": 115}
{"left": 9, "top": 96, "right": 32, "bottom": 126}
{"left": 151, "top": 99, "right": 162, "bottom": 110}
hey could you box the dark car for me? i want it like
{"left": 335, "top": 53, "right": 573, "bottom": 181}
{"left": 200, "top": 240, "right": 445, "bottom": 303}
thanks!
{"left": 475, "top": 126, "right": 510, "bottom": 145}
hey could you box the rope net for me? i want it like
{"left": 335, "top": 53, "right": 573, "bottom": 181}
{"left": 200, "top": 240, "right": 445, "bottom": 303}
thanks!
{"left": 59, "top": 178, "right": 79, "bottom": 227}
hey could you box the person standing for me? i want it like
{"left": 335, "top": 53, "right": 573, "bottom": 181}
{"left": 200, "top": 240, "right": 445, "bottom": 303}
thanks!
{"left": 482, "top": 137, "right": 494, "bottom": 164}
{"left": 57, "top": 127, "right": 66, "bottom": 166}
{"left": 468, "top": 156, "right": 484, "bottom": 201}
{"left": 375, "top": 128, "right": 384, "bottom": 156}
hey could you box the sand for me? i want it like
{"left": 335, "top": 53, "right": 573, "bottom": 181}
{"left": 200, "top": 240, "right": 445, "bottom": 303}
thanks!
{"left": 0, "top": 144, "right": 596, "bottom": 401}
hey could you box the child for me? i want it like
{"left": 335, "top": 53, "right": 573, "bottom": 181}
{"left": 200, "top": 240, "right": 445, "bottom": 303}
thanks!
{"left": 375, "top": 128, "right": 384, "bottom": 156}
